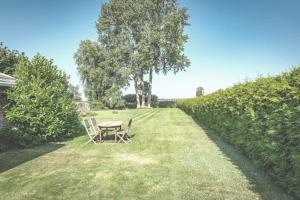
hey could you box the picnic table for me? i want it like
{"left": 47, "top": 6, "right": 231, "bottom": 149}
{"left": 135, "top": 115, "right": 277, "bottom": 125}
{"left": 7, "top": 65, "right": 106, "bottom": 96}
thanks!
{"left": 98, "top": 121, "right": 123, "bottom": 143}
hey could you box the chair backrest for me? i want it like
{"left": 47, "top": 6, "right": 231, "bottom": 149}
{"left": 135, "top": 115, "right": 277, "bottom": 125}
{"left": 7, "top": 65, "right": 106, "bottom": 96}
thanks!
{"left": 91, "top": 118, "right": 97, "bottom": 127}
{"left": 90, "top": 118, "right": 99, "bottom": 132}
{"left": 83, "top": 119, "right": 94, "bottom": 136}
{"left": 83, "top": 119, "right": 91, "bottom": 128}
{"left": 128, "top": 118, "right": 133, "bottom": 129}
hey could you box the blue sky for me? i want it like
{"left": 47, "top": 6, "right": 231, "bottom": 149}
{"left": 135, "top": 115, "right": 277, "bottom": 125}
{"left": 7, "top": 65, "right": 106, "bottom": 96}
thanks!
{"left": 1, "top": 0, "right": 300, "bottom": 98}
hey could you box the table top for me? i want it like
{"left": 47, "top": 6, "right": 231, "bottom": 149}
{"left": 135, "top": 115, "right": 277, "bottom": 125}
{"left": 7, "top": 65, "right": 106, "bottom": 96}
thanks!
{"left": 98, "top": 121, "right": 123, "bottom": 128}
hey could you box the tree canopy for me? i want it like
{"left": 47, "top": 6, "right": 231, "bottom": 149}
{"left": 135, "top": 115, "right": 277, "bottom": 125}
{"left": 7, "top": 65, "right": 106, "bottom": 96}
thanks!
{"left": 74, "top": 40, "right": 130, "bottom": 108}
{"left": 0, "top": 42, "right": 26, "bottom": 75}
{"left": 75, "top": 0, "right": 190, "bottom": 108}
{"left": 196, "top": 86, "right": 204, "bottom": 97}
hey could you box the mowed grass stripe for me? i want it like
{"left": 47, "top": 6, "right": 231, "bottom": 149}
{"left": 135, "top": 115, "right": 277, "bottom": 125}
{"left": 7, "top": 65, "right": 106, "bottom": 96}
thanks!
{"left": 92, "top": 109, "right": 148, "bottom": 122}
{"left": 132, "top": 109, "right": 156, "bottom": 121}
{"left": 134, "top": 110, "right": 162, "bottom": 126}
{"left": 133, "top": 109, "right": 161, "bottom": 124}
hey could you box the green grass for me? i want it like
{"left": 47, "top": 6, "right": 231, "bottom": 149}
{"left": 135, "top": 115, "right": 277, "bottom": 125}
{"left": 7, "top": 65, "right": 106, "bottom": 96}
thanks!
{"left": 0, "top": 108, "right": 294, "bottom": 200}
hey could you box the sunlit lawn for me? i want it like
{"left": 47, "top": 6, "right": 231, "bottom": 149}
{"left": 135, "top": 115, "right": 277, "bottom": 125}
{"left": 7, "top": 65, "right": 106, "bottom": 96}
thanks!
{"left": 0, "top": 108, "right": 294, "bottom": 199}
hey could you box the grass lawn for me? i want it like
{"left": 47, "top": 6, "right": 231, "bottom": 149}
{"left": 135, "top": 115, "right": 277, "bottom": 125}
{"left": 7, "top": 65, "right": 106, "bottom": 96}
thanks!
{"left": 0, "top": 108, "right": 294, "bottom": 200}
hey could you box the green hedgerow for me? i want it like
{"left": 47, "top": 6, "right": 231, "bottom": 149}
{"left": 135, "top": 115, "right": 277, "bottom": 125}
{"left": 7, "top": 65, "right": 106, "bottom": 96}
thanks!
{"left": 4, "top": 54, "right": 82, "bottom": 147}
{"left": 176, "top": 67, "right": 300, "bottom": 198}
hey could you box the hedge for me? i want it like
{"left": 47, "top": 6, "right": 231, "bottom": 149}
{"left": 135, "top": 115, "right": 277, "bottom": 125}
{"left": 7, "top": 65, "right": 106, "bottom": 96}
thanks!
{"left": 176, "top": 67, "right": 300, "bottom": 198}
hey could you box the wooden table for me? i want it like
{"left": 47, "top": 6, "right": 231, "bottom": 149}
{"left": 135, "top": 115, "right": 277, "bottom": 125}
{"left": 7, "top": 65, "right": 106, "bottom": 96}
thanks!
{"left": 98, "top": 121, "right": 123, "bottom": 143}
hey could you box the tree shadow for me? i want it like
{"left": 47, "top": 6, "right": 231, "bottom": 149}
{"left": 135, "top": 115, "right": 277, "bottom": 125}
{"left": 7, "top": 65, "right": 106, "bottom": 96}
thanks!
{"left": 0, "top": 143, "right": 64, "bottom": 173}
{"left": 192, "top": 119, "right": 295, "bottom": 200}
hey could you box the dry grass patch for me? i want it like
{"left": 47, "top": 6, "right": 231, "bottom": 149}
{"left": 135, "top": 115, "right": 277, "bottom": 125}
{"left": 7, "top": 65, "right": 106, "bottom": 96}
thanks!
{"left": 115, "top": 153, "right": 158, "bottom": 165}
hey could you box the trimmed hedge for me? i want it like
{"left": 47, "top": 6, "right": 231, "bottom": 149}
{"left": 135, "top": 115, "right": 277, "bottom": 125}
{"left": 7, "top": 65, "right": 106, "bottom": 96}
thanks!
{"left": 176, "top": 67, "right": 300, "bottom": 198}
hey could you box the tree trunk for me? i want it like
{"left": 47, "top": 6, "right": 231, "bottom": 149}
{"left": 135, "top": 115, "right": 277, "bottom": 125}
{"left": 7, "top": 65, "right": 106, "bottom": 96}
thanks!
{"left": 141, "top": 75, "right": 145, "bottom": 108}
{"left": 147, "top": 67, "right": 153, "bottom": 108}
{"left": 134, "top": 78, "right": 140, "bottom": 108}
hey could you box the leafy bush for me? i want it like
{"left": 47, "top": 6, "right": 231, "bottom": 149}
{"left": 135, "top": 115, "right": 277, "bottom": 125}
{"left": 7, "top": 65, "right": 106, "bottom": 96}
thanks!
{"left": 158, "top": 101, "right": 176, "bottom": 108}
{"left": 176, "top": 67, "right": 300, "bottom": 198}
{"left": 4, "top": 54, "right": 82, "bottom": 147}
{"left": 103, "top": 88, "right": 125, "bottom": 109}
{"left": 123, "top": 94, "right": 158, "bottom": 108}
{"left": 89, "top": 100, "right": 103, "bottom": 111}
{"left": 0, "top": 125, "right": 16, "bottom": 152}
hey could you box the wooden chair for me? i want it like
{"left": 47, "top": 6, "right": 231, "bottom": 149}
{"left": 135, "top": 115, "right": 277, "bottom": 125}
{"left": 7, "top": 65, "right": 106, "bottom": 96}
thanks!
{"left": 83, "top": 119, "right": 99, "bottom": 144}
{"left": 90, "top": 118, "right": 98, "bottom": 132}
{"left": 90, "top": 118, "right": 104, "bottom": 142}
{"left": 116, "top": 118, "right": 132, "bottom": 144}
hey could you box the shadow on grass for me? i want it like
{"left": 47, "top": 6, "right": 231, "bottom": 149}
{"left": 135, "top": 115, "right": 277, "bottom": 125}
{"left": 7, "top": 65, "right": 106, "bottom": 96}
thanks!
{"left": 192, "top": 119, "right": 294, "bottom": 200}
{"left": 0, "top": 143, "right": 64, "bottom": 173}
{"left": 100, "top": 131, "right": 136, "bottom": 143}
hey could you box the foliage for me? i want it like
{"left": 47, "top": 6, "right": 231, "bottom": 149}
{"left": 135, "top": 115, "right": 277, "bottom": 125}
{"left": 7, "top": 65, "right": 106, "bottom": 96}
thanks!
{"left": 158, "top": 100, "right": 176, "bottom": 108}
{"left": 89, "top": 100, "right": 104, "bottom": 111}
{"left": 74, "top": 40, "right": 129, "bottom": 105}
{"left": 68, "top": 84, "right": 82, "bottom": 101}
{"left": 0, "top": 125, "right": 16, "bottom": 152}
{"left": 176, "top": 67, "right": 300, "bottom": 198}
{"left": 196, "top": 86, "right": 204, "bottom": 97}
{"left": 0, "top": 42, "right": 26, "bottom": 75}
{"left": 77, "top": 0, "right": 190, "bottom": 108}
{"left": 102, "top": 87, "right": 125, "bottom": 109}
{"left": 4, "top": 54, "right": 82, "bottom": 147}
{"left": 122, "top": 94, "right": 158, "bottom": 108}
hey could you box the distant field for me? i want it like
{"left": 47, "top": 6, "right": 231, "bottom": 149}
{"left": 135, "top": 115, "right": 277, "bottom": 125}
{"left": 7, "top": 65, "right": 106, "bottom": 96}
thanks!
{"left": 0, "top": 108, "right": 294, "bottom": 200}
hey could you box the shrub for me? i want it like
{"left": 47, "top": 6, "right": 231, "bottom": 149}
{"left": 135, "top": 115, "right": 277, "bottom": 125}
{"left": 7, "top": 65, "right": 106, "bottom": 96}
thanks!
{"left": 158, "top": 101, "right": 176, "bottom": 108}
{"left": 123, "top": 94, "right": 158, "bottom": 108}
{"left": 105, "top": 89, "right": 125, "bottom": 109}
{"left": 123, "top": 94, "right": 137, "bottom": 108}
{"left": 176, "top": 67, "right": 300, "bottom": 198}
{"left": 4, "top": 54, "right": 82, "bottom": 147}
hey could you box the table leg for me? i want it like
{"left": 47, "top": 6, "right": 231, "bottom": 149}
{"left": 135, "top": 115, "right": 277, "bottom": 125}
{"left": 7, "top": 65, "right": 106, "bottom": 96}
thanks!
{"left": 99, "top": 129, "right": 102, "bottom": 143}
{"left": 115, "top": 128, "right": 117, "bottom": 143}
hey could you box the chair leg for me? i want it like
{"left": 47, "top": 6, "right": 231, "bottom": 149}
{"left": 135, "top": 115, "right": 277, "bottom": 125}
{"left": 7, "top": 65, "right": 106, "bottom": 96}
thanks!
{"left": 99, "top": 130, "right": 104, "bottom": 143}
{"left": 86, "top": 139, "right": 92, "bottom": 144}
{"left": 86, "top": 134, "right": 99, "bottom": 144}
{"left": 117, "top": 134, "right": 127, "bottom": 144}
{"left": 125, "top": 133, "right": 131, "bottom": 142}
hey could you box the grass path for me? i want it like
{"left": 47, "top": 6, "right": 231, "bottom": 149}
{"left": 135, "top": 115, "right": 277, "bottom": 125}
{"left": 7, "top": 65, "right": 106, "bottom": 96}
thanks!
{"left": 0, "top": 108, "right": 294, "bottom": 200}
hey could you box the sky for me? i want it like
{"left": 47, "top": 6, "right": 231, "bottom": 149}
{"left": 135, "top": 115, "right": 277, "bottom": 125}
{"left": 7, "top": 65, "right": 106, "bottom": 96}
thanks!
{"left": 1, "top": 0, "right": 300, "bottom": 99}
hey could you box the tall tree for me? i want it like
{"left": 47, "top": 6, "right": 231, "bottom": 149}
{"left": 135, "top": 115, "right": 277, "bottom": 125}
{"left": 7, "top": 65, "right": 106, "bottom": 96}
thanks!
{"left": 139, "top": 0, "right": 190, "bottom": 107}
{"left": 97, "top": 0, "right": 190, "bottom": 108}
{"left": 0, "top": 42, "right": 26, "bottom": 75}
{"left": 196, "top": 86, "right": 204, "bottom": 97}
{"left": 76, "top": 0, "right": 190, "bottom": 108}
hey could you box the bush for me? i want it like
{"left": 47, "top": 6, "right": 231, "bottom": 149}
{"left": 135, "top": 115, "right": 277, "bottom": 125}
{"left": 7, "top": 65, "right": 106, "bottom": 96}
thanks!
{"left": 123, "top": 94, "right": 158, "bottom": 108}
{"left": 0, "top": 125, "right": 17, "bottom": 152}
{"left": 4, "top": 54, "right": 82, "bottom": 147}
{"left": 176, "top": 67, "right": 300, "bottom": 198}
{"left": 158, "top": 101, "right": 176, "bottom": 108}
{"left": 122, "top": 94, "right": 136, "bottom": 108}
{"left": 89, "top": 100, "right": 103, "bottom": 110}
